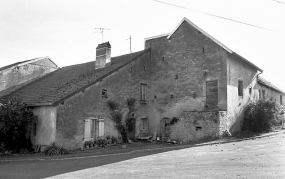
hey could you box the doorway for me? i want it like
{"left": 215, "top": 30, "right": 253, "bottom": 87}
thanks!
{"left": 127, "top": 118, "right": 135, "bottom": 141}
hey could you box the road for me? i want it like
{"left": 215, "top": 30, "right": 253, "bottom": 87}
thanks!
{"left": 1, "top": 133, "right": 285, "bottom": 179}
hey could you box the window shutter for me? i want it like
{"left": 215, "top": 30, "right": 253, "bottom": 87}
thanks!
{"left": 206, "top": 80, "right": 218, "bottom": 109}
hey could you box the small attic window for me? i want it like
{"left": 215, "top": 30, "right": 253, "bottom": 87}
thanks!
{"left": 197, "top": 30, "right": 202, "bottom": 35}
{"left": 102, "top": 89, "right": 107, "bottom": 98}
{"left": 249, "top": 87, "right": 252, "bottom": 95}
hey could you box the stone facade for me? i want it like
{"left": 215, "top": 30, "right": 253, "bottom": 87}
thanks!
{"left": 55, "top": 51, "right": 151, "bottom": 149}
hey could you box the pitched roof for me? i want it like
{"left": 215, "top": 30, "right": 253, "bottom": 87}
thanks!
{"left": 257, "top": 76, "right": 285, "bottom": 94}
{"left": 145, "top": 17, "right": 263, "bottom": 72}
{"left": 1, "top": 49, "right": 149, "bottom": 106}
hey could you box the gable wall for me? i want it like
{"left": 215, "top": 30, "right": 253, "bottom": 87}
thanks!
{"left": 0, "top": 58, "right": 57, "bottom": 92}
{"left": 145, "top": 21, "right": 227, "bottom": 137}
{"left": 56, "top": 52, "right": 151, "bottom": 149}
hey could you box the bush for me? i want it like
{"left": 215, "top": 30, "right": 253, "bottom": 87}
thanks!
{"left": 0, "top": 98, "right": 36, "bottom": 151}
{"left": 43, "top": 143, "right": 69, "bottom": 155}
{"left": 241, "top": 100, "right": 282, "bottom": 133}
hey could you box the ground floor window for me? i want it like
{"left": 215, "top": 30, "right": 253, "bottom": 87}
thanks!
{"left": 84, "top": 118, "right": 105, "bottom": 141}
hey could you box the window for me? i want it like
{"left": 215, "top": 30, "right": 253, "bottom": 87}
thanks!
{"left": 101, "top": 89, "right": 107, "bottom": 98}
{"left": 140, "top": 83, "right": 147, "bottom": 101}
{"left": 249, "top": 87, "right": 252, "bottom": 95}
{"left": 206, "top": 80, "right": 218, "bottom": 109}
{"left": 281, "top": 95, "right": 283, "bottom": 105}
{"left": 262, "top": 90, "right": 265, "bottom": 100}
{"left": 238, "top": 80, "right": 243, "bottom": 97}
{"left": 196, "top": 126, "right": 202, "bottom": 131}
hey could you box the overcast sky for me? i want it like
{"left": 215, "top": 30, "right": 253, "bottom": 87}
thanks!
{"left": 1, "top": 0, "right": 285, "bottom": 90}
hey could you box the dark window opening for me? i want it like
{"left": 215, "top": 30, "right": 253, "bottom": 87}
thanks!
{"left": 33, "top": 122, "right": 37, "bottom": 136}
{"left": 202, "top": 47, "right": 205, "bottom": 53}
{"left": 262, "top": 90, "right": 265, "bottom": 100}
{"left": 249, "top": 87, "right": 252, "bottom": 95}
{"left": 102, "top": 89, "right": 107, "bottom": 98}
{"left": 206, "top": 80, "right": 218, "bottom": 109}
{"left": 140, "top": 83, "right": 147, "bottom": 101}
{"left": 280, "top": 95, "right": 283, "bottom": 105}
{"left": 238, "top": 80, "right": 243, "bottom": 97}
{"left": 196, "top": 126, "right": 202, "bottom": 131}
{"left": 143, "top": 65, "right": 146, "bottom": 70}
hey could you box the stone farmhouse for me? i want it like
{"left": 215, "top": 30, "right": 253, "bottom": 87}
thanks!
{"left": 1, "top": 17, "right": 284, "bottom": 149}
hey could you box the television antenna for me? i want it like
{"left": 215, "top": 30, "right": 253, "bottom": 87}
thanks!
{"left": 92, "top": 28, "right": 110, "bottom": 42}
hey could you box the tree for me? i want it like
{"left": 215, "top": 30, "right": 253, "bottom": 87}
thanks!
{"left": 0, "top": 98, "right": 36, "bottom": 151}
{"left": 106, "top": 97, "right": 137, "bottom": 143}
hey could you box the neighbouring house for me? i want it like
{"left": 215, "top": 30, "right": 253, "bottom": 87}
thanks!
{"left": 1, "top": 17, "right": 284, "bottom": 149}
{"left": 0, "top": 56, "right": 59, "bottom": 97}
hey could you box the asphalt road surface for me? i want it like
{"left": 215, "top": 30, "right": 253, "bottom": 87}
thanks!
{"left": 1, "top": 133, "right": 285, "bottom": 179}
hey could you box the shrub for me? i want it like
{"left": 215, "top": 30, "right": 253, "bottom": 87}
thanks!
{"left": 0, "top": 98, "right": 36, "bottom": 151}
{"left": 43, "top": 143, "right": 69, "bottom": 155}
{"left": 241, "top": 100, "right": 282, "bottom": 133}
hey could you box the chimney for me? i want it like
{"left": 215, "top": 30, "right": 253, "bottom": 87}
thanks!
{"left": 95, "top": 41, "right": 111, "bottom": 69}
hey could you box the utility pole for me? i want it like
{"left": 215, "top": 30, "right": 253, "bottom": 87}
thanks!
{"left": 126, "top": 36, "right": 132, "bottom": 61}
{"left": 94, "top": 28, "right": 110, "bottom": 42}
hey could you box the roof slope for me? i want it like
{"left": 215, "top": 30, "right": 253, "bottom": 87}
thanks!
{"left": 257, "top": 76, "right": 285, "bottom": 94}
{"left": 2, "top": 49, "right": 149, "bottom": 106}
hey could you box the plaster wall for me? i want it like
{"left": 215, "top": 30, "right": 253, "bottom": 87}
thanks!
{"left": 225, "top": 52, "right": 259, "bottom": 133}
{"left": 254, "top": 83, "right": 284, "bottom": 107}
{"left": 145, "top": 21, "right": 227, "bottom": 136}
{"left": 31, "top": 106, "right": 57, "bottom": 146}
{"left": 0, "top": 58, "right": 57, "bottom": 91}
{"left": 56, "top": 52, "right": 152, "bottom": 149}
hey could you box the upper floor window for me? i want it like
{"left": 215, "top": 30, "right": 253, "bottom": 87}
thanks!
{"left": 140, "top": 83, "right": 147, "bottom": 101}
{"left": 238, "top": 80, "right": 243, "bottom": 97}
{"left": 249, "top": 87, "right": 252, "bottom": 95}
{"left": 102, "top": 89, "right": 107, "bottom": 98}
{"left": 206, "top": 80, "right": 218, "bottom": 109}
{"left": 280, "top": 95, "right": 283, "bottom": 105}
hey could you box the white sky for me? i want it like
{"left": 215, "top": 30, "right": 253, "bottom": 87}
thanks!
{"left": 1, "top": 0, "right": 285, "bottom": 90}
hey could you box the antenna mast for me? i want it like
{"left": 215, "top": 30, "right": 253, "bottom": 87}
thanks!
{"left": 94, "top": 28, "right": 110, "bottom": 42}
{"left": 126, "top": 36, "right": 132, "bottom": 61}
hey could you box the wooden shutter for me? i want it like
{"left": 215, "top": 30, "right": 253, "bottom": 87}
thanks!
{"left": 206, "top": 80, "right": 218, "bottom": 109}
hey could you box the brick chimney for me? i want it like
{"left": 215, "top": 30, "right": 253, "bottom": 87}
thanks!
{"left": 95, "top": 42, "right": 111, "bottom": 69}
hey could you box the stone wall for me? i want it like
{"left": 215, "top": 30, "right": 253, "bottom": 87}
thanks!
{"left": 145, "top": 20, "right": 227, "bottom": 135}
{"left": 56, "top": 52, "right": 151, "bottom": 149}
{"left": 165, "top": 111, "right": 222, "bottom": 143}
